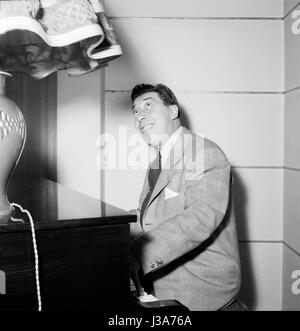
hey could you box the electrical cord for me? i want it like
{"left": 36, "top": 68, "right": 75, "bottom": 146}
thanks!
{"left": 11, "top": 203, "right": 42, "bottom": 311}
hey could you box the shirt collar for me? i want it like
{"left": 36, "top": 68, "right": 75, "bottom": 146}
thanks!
{"left": 159, "top": 126, "right": 183, "bottom": 168}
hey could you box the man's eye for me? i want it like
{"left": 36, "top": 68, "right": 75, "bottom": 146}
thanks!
{"left": 145, "top": 103, "right": 151, "bottom": 108}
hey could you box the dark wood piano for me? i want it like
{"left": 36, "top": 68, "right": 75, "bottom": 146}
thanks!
{"left": 0, "top": 178, "right": 136, "bottom": 311}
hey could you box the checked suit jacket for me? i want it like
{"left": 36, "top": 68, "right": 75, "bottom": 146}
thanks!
{"left": 130, "top": 127, "right": 241, "bottom": 311}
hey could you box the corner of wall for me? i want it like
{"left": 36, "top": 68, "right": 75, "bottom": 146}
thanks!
{"left": 281, "top": 0, "right": 300, "bottom": 310}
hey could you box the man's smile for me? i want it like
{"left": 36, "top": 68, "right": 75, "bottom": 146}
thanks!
{"left": 140, "top": 122, "right": 155, "bottom": 133}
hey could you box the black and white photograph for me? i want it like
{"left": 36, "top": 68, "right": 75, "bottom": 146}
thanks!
{"left": 0, "top": 0, "right": 299, "bottom": 316}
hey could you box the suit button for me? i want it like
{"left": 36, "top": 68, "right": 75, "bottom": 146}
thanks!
{"left": 156, "top": 259, "right": 164, "bottom": 266}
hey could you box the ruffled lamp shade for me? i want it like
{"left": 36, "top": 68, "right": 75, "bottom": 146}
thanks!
{"left": 0, "top": 0, "right": 122, "bottom": 79}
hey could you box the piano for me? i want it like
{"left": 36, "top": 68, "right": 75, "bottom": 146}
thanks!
{"left": 0, "top": 178, "right": 135, "bottom": 310}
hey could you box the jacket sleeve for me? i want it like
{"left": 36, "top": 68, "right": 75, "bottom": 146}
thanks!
{"left": 131, "top": 150, "right": 232, "bottom": 275}
{"left": 129, "top": 208, "right": 143, "bottom": 239}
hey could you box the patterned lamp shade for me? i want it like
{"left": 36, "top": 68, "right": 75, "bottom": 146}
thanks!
{"left": 0, "top": 0, "right": 122, "bottom": 79}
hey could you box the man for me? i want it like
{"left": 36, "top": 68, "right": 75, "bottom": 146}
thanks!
{"left": 129, "top": 83, "right": 241, "bottom": 311}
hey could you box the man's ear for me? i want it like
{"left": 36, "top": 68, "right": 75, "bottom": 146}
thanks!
{"left": 169, "top": 105, "right": 179, "bottom": 120}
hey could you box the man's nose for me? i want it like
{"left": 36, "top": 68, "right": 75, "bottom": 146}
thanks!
{"left": 137, "top": 111, "right": 146, "bottom": 122}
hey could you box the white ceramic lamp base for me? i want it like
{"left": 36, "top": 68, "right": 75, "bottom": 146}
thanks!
{"left": 0, "top": 72, "right": 26, "bottom": 224}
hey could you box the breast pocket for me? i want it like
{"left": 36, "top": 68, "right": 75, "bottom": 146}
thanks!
{"left": 163, "top": 188, "right": 185, "bottom": 216}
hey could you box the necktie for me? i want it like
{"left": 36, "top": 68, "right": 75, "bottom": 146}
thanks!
{"left": 140, "top": 151, "right": 161, "bottom": 225}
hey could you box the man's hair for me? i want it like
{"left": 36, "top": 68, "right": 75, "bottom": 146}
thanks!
{"left": 131, "top": 83, "right": 179, "bottom": 112}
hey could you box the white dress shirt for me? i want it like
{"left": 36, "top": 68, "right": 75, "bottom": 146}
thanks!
{"left": 159, "top": 126, "right": 183, "bottom": 169}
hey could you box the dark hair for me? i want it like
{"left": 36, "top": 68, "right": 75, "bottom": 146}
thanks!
{"left": 131, "top": 83, "right": 179, "bottom": 110}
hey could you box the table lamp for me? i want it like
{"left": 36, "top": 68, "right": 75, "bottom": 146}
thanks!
{"left": 0, "top": 0, "right": 122, "bottom": 223}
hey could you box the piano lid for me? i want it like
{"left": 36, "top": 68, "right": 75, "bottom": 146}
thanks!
{"left": 1, "top": 177, "right": 136, "bottom": 232}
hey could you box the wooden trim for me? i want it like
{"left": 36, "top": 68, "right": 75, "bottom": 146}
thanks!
{"left": 43, "top": 74, "right": 57, "bottom": 182}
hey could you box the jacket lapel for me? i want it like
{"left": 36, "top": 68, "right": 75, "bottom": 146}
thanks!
{"left": 139, "top": 166, "right": 151, "bottom": 207}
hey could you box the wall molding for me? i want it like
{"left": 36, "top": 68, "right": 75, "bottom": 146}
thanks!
{"left": 105, "top": 90, "right": 284, "bottom": 95}
{"left": 284, "top": 86, "right": 300, "bottom": 94}
{"left": 239, "top": 240, "right": 282, "bottom": 244}
{"left": 106, "top": 88, "right": 300, "bottom": 95}
{"left": 283, "top": 241, "right": 300, "bottom": 257}
{"left": 108, "top": 1, "right": 300, "bottom": 21}
{"left": 233, "top": 166, "right": 283, "bottom": 169}
{"left": 239, "top": 240, "right": 300, "bottom": 257}
{"left": 283, "top": 1, "right": 300, "bottom": 20}
{"left": 109, "top": 16, "right": 283, "bottom": 21}
{"left": 284, "top": 166, "right": 300, "bottom": 172}
{"left": 101, "top": 70, "right": 106, "bottom": 204}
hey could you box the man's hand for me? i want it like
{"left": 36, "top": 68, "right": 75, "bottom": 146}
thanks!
{"left": 130, "top": 252, "right": 144, "bottom": 297}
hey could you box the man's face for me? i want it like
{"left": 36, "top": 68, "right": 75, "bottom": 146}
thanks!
{"left": 132, "top": 92, "right": 176, "bottom": 147}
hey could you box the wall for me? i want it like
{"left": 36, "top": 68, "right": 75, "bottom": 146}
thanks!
{"left": 283, "top": 0, "right": 300, "bottom": 310}
{"left": 103, "top": 0, "right": 284, "bottom": 310}
{"left": 7, "top": 73, "right": 57, "bottom": 197}
{"left": 57, "top": 70, "right": 104, "bottom": 200}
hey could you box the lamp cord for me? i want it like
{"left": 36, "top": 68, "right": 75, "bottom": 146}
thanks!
{"left": 11, "top": 203, "right": 42, "bottom": 312}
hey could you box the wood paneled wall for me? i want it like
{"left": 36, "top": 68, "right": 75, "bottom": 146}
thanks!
{"left": 6, "top": 73, "right": 57, "bottom": 200}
